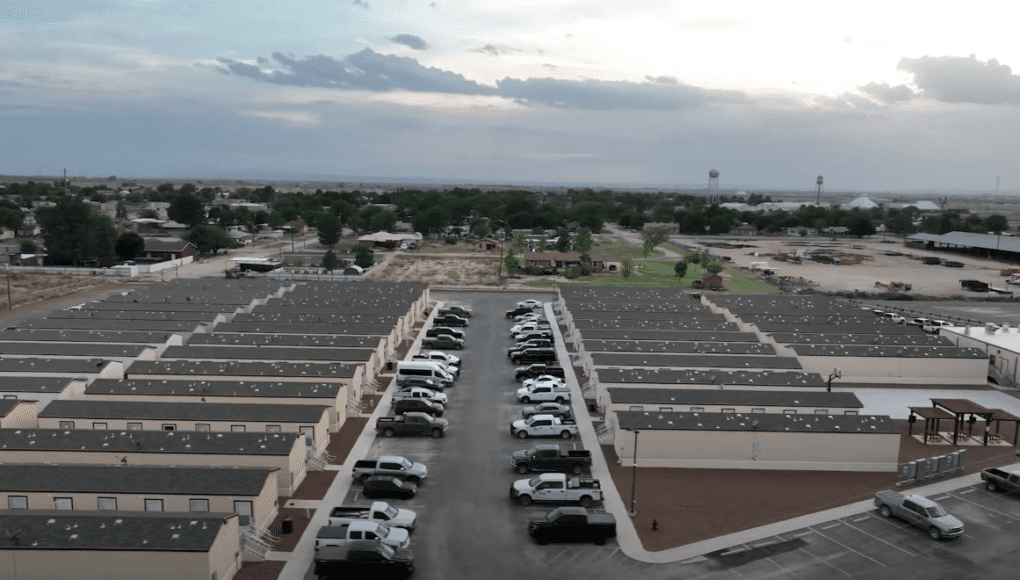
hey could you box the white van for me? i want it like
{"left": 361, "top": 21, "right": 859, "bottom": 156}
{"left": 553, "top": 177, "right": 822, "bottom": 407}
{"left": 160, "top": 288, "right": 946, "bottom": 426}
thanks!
{"left": 396, "top": 361, "right": 454, "bottom": 387}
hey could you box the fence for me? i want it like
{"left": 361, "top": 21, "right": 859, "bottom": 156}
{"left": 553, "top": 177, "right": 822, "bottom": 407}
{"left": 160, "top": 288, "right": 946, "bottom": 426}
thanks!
{"left": 4, "top": 256, "right": 193, "bottom": 278}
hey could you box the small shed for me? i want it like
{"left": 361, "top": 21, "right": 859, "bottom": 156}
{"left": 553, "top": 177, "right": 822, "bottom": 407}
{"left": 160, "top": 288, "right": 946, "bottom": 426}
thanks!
{"left": 472, "top": 238, "right": 500, "bottom": 252}
{"left": 692, "top": 273, "right": 724, "bottom": 290}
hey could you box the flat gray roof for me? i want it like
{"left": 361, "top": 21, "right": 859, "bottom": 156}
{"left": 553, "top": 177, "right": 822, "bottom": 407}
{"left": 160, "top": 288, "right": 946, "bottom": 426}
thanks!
{"left": 85, "top": 302, "right": 243, "bottom": 313}
{"left": 569, "top": 312, "right": 727, "bottom": 322}
{"left": 255, "top": 305, "right": 412, "bottom": 316}
{"left": 591, "top": 353, "right": 802, "bottom": 369}
{"left": 738, "top": 315, "right": 900, "bottom": 325}
{"left": 87, "top": 379, "right": 341, "bottom": 398}
{"left": 596, "top": 368, "right": 826, "bottom": 388}
{"left": 214, "top": 322, "right": 395, "bottom": 336}
{"left": 0, "top": 511, "right": 230, "bottom": 552}
{"left": 126, "top": 360, "right": 358, "bottom": 379}
{"left": 561, "top": 303, "right": 710, "bottom": 313}
{"left": 0, "top": 377, "right": 75, "bottom": 393}
{"left": 607, "top": 387, "right": 864, "bottom": 408}
{"left": 573, "top": 330, "right": 760, "bottom": 342}
{"left": 50, "top": 310, "right": 219, "bottom": 322}
{"left": 0, "top": 343, "right": 150, "bottom": 357}
{"left": 161, "top": 345, "right": 374, "bottom": 363}
{"left": 0, "top": 358, "right": 113, "bottom": 374}
{"left": 188, "top": 334, "right": 381, "bottom": 348}
{"left": 584, "top": 340, "right": 774, "bottom": 355}
{"left": 616, "top": 410, "right": 900, "bottom": 434}
{"left": 0, "top": 465, "right": 275, "bottom": 495}
{"left": 559, "top": 287, "right": 690, "bottom": 301}
{"left": 0, "top": 429, "right": 300, "bottom": 455}
{"left": 39, "top": 400, "right": 328, "bottom": 422}
{"left": 572, "top": 319, "right": 739, "bottom": 331}
{"left": 238, "top": 313, "right": 400, "bottom": 325}
{"left": 752, "top": 324, "right": 922, "bottom": 335}
{"left": 768, "top": 333, "right": 952, "bottom": 346}
{"left": 0, "top": 329, "right": 180, "bottom": 343}
{"left": 790, "top": 344, "right": 987, "bottom": 359}
{"left": 15, "top": 319, "right": 207, "bottom": 332}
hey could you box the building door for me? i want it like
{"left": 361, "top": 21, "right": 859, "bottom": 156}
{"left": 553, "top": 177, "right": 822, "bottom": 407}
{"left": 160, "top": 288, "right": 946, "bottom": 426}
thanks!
{"left": 234, "top": 501, "right": 253, "bottom": 526}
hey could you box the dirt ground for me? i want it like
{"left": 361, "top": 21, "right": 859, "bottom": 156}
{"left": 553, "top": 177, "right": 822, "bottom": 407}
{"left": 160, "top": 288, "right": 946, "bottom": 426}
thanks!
{"left": 368, "top": 256, "right": 499, "bottom": 286}
{"left": 695, "top": 236, "right": 1019, "bottom": 297}
{"left": 0, "top": 275, "right": 127, "bottom": 320}
{"left": 604, "top": 419, "right": 1020, "bottom": 552}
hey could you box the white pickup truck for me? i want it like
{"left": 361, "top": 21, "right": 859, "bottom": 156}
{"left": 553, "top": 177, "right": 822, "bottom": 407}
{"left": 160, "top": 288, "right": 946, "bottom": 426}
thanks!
{"left": 392, "top": 386, "right": 448, "bottom": 406}
{"left": 315, "top": 520, "right": 410, "bottom": 551}
{"left": 511, "top": 414, "right": 578, "bottom": 439}
{"left": 516, "top": 383, "right": 571, "bottom": 404}
{"left": 510, "top": 473, "right": 603, "bottom": 507}
{"left": 328, "top": 502, "right": 417, "bottom": 531}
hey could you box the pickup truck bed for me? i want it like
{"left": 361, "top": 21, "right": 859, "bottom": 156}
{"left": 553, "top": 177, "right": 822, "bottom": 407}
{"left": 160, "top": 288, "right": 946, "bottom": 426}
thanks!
{"left": 981, "top": 467, "right": 1020, "bottom": 493}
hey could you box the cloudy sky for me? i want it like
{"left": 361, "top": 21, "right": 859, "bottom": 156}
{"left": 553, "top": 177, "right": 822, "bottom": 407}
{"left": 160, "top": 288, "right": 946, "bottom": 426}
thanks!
{"left": 2, "top": 0, "right": 1019, "bottom": 192}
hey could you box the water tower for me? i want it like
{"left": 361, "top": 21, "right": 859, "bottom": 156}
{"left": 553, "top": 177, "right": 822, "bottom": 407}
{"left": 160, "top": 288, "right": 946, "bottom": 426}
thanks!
{"left": 708, "top": 169, "right": 719, "bottom": 190}
{"left": 815, "top": 175, "right": 823, "bottom": 205}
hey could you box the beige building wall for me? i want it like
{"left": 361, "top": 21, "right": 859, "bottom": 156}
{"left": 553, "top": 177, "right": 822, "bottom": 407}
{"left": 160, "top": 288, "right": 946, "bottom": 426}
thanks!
{"left": 614, "top": 428, "right": 900, "bottom": 471}
{"left": 607, "top": 401, "right": 859, "bottom": 415}
{"left": 796, "top": 355, "right": 987, "bottom": 385}
{"left": 596, "top": 382, "right": 828, "bottom": 407}
{"left": 947, "top": 330, "right": 1020, "bottom": 385}
{"left": 208, "top": 514, "right": 242, "bottom": 580}
{"left": 100, "top": 361, "right": 126, "bottom": 379}
{"left": 0, "top": 444, "right": 305, "bottom": 496}
{"left": 0, "top": 549, "right": 214, "bottom": 580}
{"left": 37, "top": 411, "right": 331, "bottom": 448}
{"left": 0, "top": 475, "right": 278, "bottom": 528}
{"left": 0, "top": 401, "right": 39, "bottom": 428}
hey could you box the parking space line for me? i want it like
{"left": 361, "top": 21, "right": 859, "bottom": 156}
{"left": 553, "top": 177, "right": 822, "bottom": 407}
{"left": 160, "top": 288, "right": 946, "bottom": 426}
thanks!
{"left": 820, "top": 523, "right": 841, "bottom": 530}
{"left": 793, "top": 543, "right": 853, "bottom": 578}
{"left": 949, "top": 493, "right": 1020, "bottom": 522}
{"left": 851, "top": 515, "right": 869, "bottom": 523}
{"left": 543, "top": 546, "right": 573, "bottom": 566}
{"left": 959, "top": 488, "right": 976, "bottom": 495}
{"left": 808, "top": 526, "right": 888, "bottom": 567}
{"left": 932, "top": 495, "right": 951, "bottom": 501}
{"left": 766, "top": 556, "right": 809, "bottom": 580}
{"left": 842, "top": 522, "right": 917, "bottom": 556}
{"left": 793, "top": 531, "right": 813, "bottom": 538}
{"left": 548, "top": 548, "right": 586, "bottom": 575}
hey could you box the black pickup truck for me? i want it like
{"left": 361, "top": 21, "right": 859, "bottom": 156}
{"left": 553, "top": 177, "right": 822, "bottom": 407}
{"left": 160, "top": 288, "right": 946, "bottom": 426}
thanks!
{"left": 528, "top": 507, "right": 617, "bottom": 545}
{"left": 511, "top": 444, "right": 592, "bottom": 474}
{"left": 376, "top": 412, "right": 449, "bottom": 439}
{"left": 510, "top": 347, "right": 558, "bottom": 365}
{"left": 515, "top": 364, "right": 566, "bottom": 382}
{"left": 960, "top": 279, "right": 990, "bottom": 292}
{"left": 425, "top": 326, "right": 466, "bottom": 340}
{"left": 506, "top": 306, "right": 533, "bottom": 318}
{"left": 314, "top": 544, "right": 414, "bottom": 578}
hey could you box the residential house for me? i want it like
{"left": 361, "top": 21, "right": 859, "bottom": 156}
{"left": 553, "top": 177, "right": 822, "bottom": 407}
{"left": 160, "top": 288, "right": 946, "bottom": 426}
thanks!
{"left": 142, "top": 238, "right": 198, "bottom": 261}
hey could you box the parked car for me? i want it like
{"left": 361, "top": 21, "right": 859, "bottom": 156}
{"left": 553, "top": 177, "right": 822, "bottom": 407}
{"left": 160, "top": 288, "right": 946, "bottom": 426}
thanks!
{"left": 352, "top": 456, "right": 428, "bottom": 483}
{"left": 510, "top": 473, "right": 603, "bottom": 507}
{"left": 511, "top": 415, "right": 578, "bottom": 439}
{"left": 421, "top": 334, "right": 465, "bottom": 350}
{"left": 517, "top": 299, "right": 544, "bottom": 310}
{"left": 884, "top": 313, "right": 906, "bottom": 324}
{"left": 313, "top": 544, "right": 414, "bottom": 578}
{"left": 412, "top": 350, "right": 461, "bottom": 367}
{"left": 424, "top": 326, "right": 466, "bottom": 340}
{"left": 362, "top": 476, "right": 418, "bottom": 500}
{"left": 438, "top": 304, "right": 472, "bottom": 318}
{"left": 508, "top": 340, "right": 554, "bottom": 358}
{"left": 392, "top": 387, "right": 448, "bottom": 406}
{"left": 874, "top": 491, "right": 964, "bottom": 540}
{"left": 922, "top": 320, "right": 952, "bottom": 334}
{"left": 506, "top": 306, "right": 533, "bottom": 318}
{"left": 510, "top": 347, "right": 558, "bottom": 365}
{"left": 395, "top": 377, "right": 444, "bottom": 393}
{"left": 527, "top": 507, "right": 617, "bottom": 545}
{"left": 521, "top": 402, "right": 573, "bottom": 421}
{"left": 376, "top": 412, "right": 449, "bottom": 439}
{"left": 909, "top": 317, "right": 931, "bottom": 327}
{"left": 960, "top": 279, "right": 990, "bottom": 292}
{"left": 314, "top": 521, "right": 409, "bottom": 551}
{"left": 392, "top": 398, "right": 444, "bottom": 418}
{"left": 328, "top": 502, "right": 417, "bottom": 530}
{"left": 510, "top": 444, "right": 592, "bottom": 474}
{"left": 515, "top": 364, "right": 566, "bottom": 382}
{"left": 515, "top": 330, "right": 554, "bottom": 343}
{"left": 522, "top": 375, "right": 564, "bottom": 389}
{"left": 516, "top": 383, "right": 571, "bottom": 404}
{"left": 981, "top": 467, "right": 1020, "bottom": 493}
{"left": 510, "top": 321, "right": 552, "bottom": 336}
{"left": 433, "top": 313, "right": 469, "bottom": 327}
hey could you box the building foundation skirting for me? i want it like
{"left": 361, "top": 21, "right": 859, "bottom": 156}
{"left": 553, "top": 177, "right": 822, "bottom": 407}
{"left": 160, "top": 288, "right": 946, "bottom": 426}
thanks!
{"left": 621, "top": 458, "right": 899, "bottom": 472}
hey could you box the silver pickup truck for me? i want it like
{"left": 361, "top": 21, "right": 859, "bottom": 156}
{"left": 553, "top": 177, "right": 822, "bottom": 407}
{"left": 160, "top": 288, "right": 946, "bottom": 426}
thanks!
{"left": 874, "top": 490, "right": 964, "bottom": 540}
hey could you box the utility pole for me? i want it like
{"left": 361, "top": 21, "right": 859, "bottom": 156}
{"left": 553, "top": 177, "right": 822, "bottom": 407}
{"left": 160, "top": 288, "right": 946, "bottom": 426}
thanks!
{"left": 629, "top": 430, "right": 639, "bottom": 516}
{"left": 6, "top": 263, "right": 12, "bottom": 311}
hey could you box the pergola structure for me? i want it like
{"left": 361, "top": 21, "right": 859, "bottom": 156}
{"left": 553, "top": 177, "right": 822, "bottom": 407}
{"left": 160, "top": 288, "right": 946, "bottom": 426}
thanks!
{"left": 931, "top": 398, "right": 996, "bottom": 445}
{"left": 988, "top": 408, "right": 1020, "bottom": 447}
{"left": 908, "top": 406, "right": 955, "bottom": 444}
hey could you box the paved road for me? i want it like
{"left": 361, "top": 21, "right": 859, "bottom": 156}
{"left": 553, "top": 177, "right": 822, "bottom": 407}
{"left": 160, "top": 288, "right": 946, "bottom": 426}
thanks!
{"left": 287, "top": 289, "right": 1020, "bottom": 579}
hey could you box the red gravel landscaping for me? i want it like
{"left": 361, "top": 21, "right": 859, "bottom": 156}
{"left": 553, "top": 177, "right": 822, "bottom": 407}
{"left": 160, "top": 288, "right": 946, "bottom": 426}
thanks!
{"left": 265, "top": 508, "right": 316, "bottom": 552}
{"left": 289, "top": 471, "right": 337, "bottom": 501}
{"left": 233, "top": 561, "right": 284, "bottom": 580}
{"left": 326, "top": 417, "right": 369, "bottom": 465}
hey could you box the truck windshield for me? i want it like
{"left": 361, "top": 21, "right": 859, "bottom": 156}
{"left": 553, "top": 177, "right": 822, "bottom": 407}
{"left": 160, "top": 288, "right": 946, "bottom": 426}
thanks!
{"left": 529, "top": 476, "right": 544, "bottom": 486}
{"left": 383, "top": 505, "right": 399, "bottom": 518}
{"left": 926, "top": 506, "right": 948, "bottom": 518}
{"left": 399, "top": 458, "right": 413, "bottom": 470}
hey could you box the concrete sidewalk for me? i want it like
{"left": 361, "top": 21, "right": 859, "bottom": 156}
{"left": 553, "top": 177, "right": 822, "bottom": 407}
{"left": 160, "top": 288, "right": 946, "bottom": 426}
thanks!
{"left": 546, "top": 300, "right": 1011, "bottom": 563}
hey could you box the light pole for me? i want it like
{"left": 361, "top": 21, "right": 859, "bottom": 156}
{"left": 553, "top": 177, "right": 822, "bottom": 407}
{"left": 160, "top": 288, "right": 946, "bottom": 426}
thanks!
{"left": 629, "top": 430, "right": 639, "bottom": 516}
{"left": 827, "top": 368, "right": 841, "bottom": 393}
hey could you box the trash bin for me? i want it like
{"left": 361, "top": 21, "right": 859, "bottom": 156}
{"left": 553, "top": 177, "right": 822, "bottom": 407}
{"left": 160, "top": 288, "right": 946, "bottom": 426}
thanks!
{"left": 281, "top": 515, "right": 293, "bottom": 535}
{"left": 386, "top": 362, "right": 394, "bottom": 372}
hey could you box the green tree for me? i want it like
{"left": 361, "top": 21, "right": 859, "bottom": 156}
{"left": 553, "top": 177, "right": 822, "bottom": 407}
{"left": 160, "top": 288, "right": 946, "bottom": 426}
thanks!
{"left": 322, "top": 249, "right": 338, "bottom": 272}
{"left": 886, "top": 214, "right": 915, "bottom": 236}
{"left": 573, "top": 227, "right": 593, "bottom": 262}
{"left": 536, "top": 238, "right": 548, "bottom": 252}
{"left": 266, "top": 212, "right": 286, "bottom": 229}
{"left": 185, "top": 225, "right": 234, "bottom": 256}
{"left": 353, "top": 244, "right": 374, "bottom": 268}
{"left": 412, "top": 206, "right": 450, "bottom": 236}
{"left": 514, "top": 230, "right": 527, "bottom": 254}
{"left": 674, "top": 261, "right": 687, "bottom": 278}
{"left": 470, "top": 219, "right": 490, "bottom": 238}
{"left": 708, "top": 215, "right": 733, "bottom": 235}
{"left": 20, "top": 240, "right": 37, "bottom": 254}
{"left": 114, "top": 231, "right": 145, "bottom": 261}
{"left": 37, "top": 198, "right": 118, "bottom": 266}
{"left": 168, "top": 192, "right": 205, "bottom": 227}
{"left": 317, "top": 213, "right": 342, "bottom": 248}
{"left": 704, "top": 260, "right": 725, "bottom": 274}
{"left": 554, "top": 228, "right": 571, "bottom": 252}
{"left": 504, "top": 247, "right": 521, "bottom": 275}
{"left": 369, "top": 210, "right": 398, "bottom": 232}
{"left": 847, "top": 215, "right": 876, "bottom": 237}
{"left": 986, "top": 215, "right": 1009, "bottom": 233}
{"left": 622, "top": 258, "right": 635, "bottom": 278}
{"left": 0, "top": 207, "right": 24, "bottom": 230}
{"left": 642, "top": 237, "right": 654, "bottom": 258}
{"left": 683, "top": 252, "right": 701, "bottom": 265}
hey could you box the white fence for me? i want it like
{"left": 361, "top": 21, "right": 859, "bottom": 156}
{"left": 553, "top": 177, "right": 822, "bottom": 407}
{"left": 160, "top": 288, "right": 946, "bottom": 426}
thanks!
{"left": 5, "top": 256, "right": 193, "bottom": 278}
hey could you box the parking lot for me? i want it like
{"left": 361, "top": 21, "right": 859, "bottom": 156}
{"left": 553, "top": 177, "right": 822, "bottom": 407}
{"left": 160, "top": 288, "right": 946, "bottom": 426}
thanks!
{"left": 300, "top": 290, "right": 1020, "bottom": 579}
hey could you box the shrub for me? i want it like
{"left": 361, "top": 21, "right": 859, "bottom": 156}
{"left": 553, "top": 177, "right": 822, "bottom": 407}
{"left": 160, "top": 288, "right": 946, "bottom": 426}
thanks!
{"left": 444, "top": 236, "right": 458, "bottom": 245}
{"left": 563, "top": 266, "right": 581, "bottom": 279}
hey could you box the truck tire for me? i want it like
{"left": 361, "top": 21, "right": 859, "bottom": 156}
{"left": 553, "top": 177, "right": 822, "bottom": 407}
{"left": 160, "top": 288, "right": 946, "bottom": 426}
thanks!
{"left": 593, "top": 535, "right": 607, "bottom": 545}
{"left": 431, "top": 428, "right": 444, "bottom": 438}
{"left": 986, "top": 481, "right": 998, "bottom": 492}
{"left": 455, "top": 344, "right": 463, "bottom": 350}
{"left": 359, "top": 474, "right": 371, "bottom": 483}
{"left": 571, "top": 463, "right": 583, "bottom": 475}
{"left": 521, "top": 396, "right": 531, "bottom": 404}
{"left": 516, "top": 464, "right": 530, "bottom": 474}
{"left": 517, "top": 430, "right": 529, "bottom": 439}
{"left": 579, "top": 495, "right": 593, "bottom": 508}
{"left": 383, "top": 428, "right": 396, "bottom": 438}
{"left": 928, "top": 527, "right": 942, "bottom": 540}
{"left": 407, "top": 476, "right": 421, "bottom": 484}
{"left": 555, "top": 397, "right": 564, "bottom": 404}
{"left": 879, "top": 505, "right": 891, "bottom": 518}
{"left": 560, "top": 430, "right": 572, "bottom": 439}
{"left": 517, "top": 494, "right": 533, "bottom": 506}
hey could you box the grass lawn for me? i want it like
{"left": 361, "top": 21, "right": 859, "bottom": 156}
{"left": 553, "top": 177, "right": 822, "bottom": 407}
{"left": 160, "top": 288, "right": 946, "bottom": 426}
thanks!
{"left": 555, "top": 259, "right": 779, "bottom": 293}
{"left": 591, "top": 238, "right": 665, "bottom": 260}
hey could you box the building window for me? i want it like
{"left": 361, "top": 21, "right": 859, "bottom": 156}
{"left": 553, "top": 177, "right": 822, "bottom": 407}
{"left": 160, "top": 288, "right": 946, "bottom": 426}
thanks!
{"left": 751, "top": 408, "right": 766, "bottom": 414}
{"left": 658, "top": 407, "right": 673, "bottom": 413}
{"left": 628, "top": 406, "right": 644, "bottom": 412}
{"left": 162, "top": 424, "right": 176, "bottom": 431}
{"left": 230, "top": 425, "right": 246, "bottom": 432}
{"left": 844, "top": 410, "right": 859, "bottom": 416}
{"left": 54, "top": 497, "right": 73, "bottom": 510}
{"left": 814, "top": 409, "right": 830, "bottom": 415}
{"left": 58, "top": 421, "right": 74, "bottom": 429}
{"left": 145, "top": 499, "right": 164, "bottom": 512}
{"left": 8, "top": 496, "right": 28, "bottom": 509}
{"left": 690, "top": 407, "right": 705, "bottom": 413}
{"left": 300, "top": 427, "right": 314, "bottom": 445}
{"left": 93, "top": 422, "right": 108, "bottom": 429}
{"left": 190, "top": 499, "right": 210, "bottom": 512}
{"left": 783, "top": 410, "right": 797, "bottom": 415}
{"left": 195, "top": 423, "right": 210, "bottom": 431}
{"left": 266, "top": 425, "right": 281, "bottom": 433}
{"left": 98, "top": 497, "right": 117, "bottom": 511}
{"left": 721, "top": 408, "right": 736, "bottom": 414}
{"left": 2, "top": 395, "right": 16, "bottom": 400}
{"left": 127, "top": 422, "right": 143, "bottom": 430}
{"left": 234, "top": 501, "right": 253, "bottom": 526}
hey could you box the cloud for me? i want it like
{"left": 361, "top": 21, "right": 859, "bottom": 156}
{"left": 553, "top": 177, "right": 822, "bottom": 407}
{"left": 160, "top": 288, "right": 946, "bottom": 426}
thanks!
{"left": 645, "top": 76, "right": 679, "bottom": 86}
{"left": 898, "top": 55, "right": 1020, "bottom": 105}
{"left": 218, "top": 49, "right": 495, "bottom": 95}
{"left": 390, "top": 34, "right": 428, "bottom": 51}
{"left": 470, "top": 44, "right": 522, "bottom": 56}
{"left": 858, "top": 82, "right": 917, "bottom": 103}
{"left": 218, "top": 49, "right": 747, "bottom": 111}
{"left": 352, "top": 0, "right": 369, "bottom": 9}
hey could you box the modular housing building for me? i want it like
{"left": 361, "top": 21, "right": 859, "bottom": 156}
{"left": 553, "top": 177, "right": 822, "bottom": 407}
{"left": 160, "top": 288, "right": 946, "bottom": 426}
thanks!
{"left": 942, "top": 324, "right": 1020, "bottom": 387}
{"left": 605, "top": 388, "right": 864, "bottom": 415}
{"left": 0, "top": 510, "right": 242, "bottom": 580}
{"left": 0, "top": 377, "right": 87, "bottom": 405}
{"left": 0, "top": 399, "right": 39, "bottom": 428}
